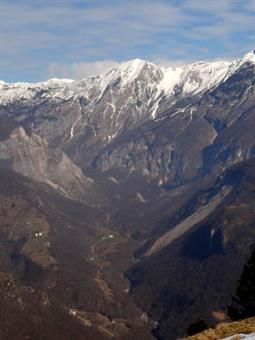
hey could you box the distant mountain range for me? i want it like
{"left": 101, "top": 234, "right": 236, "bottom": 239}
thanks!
{"left": 0, "top": 50, "right": 254, "bottom": 339}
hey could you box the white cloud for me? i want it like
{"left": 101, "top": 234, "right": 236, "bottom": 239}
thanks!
{"left": 47, "top": 60, "right": 120, "bottom": 79}
{"left": 47, "top": 54, "right": 238, "bottom": 81}
{"left": 0, "top": 0, "right": 254, "bottom": 81}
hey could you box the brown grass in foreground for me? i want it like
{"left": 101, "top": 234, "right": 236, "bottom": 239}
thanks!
{"left": 186, "top": 316, "right": 255, "bottom": 340}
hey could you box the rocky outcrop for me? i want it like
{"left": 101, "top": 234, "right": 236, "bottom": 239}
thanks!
{"left": 0, "top": 126, "right": 93, "bottom": 201}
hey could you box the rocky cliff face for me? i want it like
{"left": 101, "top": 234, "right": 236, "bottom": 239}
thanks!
{"left": 0, "top": 126, "right": 94, "bottom": 201}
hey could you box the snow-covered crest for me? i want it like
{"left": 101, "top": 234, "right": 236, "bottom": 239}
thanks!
{"left": 0, "top": 50, "right": 254, "bottom": 106}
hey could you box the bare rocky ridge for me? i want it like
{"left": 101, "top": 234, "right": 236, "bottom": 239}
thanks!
{"left": 0, "top": 126, "right": 94, "bottom": 202}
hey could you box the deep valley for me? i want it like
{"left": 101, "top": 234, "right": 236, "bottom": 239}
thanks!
{"left": 0, "top": 50, "right": 255, "bottom": 339}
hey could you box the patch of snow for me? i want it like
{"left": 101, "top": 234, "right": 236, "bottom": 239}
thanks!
{"left": 158, "top": 178, "right": 164, "bottom": 186}
{"left": 69, "top": 113, "right": 82, "bottom": 140}
{"left": 210, "top": 228, "right": 215, "bottom": 239}
{"left": 107, "top": 132, "right": 118, "bottom": 142}
{"left": 237, "top": 148, "right": 243, "bottom": 159}
{"left": 222, "top": 333, "right": 255, "bottom": 340}
{"left": 158, "top": 65, "right": 182, "bottom": 96}
{"left": 136, "top": 192, "right": 147, "bottom": 203}
{"left": 181, "top": 60, "right": 232, "bottom": 94}
{"left": 109, "top": 176, "right": 119, "bottom": 184}
{"left": 150, "top": 101, "right": 159, "bottom": 119}
{"left": 128, "top": 166, "right": 135, "bottom": 176}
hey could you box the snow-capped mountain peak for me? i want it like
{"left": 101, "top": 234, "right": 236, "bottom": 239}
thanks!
{"left": 0, "top": 51, "right": 254, "bottom": 112}
{"left": 97, "top": 58, "right": 161, "bottom": 92}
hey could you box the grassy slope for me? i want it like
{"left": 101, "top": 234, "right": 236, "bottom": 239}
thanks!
{"left": 187, "top": 317, "right": 255, "bottom": 340}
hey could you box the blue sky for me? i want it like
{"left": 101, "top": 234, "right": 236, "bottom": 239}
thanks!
{"left": 0, "top": 0, "right": 254, "bottom": 82}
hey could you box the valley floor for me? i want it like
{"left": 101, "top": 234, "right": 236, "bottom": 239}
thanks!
{"left": 67, "top": 225, "right": 155, "bottom": 339}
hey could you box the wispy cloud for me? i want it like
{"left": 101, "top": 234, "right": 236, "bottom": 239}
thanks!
{"left": 47, "top": 60, "right": 120, "bottom": 79}
{"left": 0, "top": 0, "right": 254, "bottom": 82}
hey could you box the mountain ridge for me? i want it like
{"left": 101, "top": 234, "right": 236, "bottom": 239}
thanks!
{"left": 0, "top": 49, "right": 255, "bottom": 339}
{"left": 1, "top": 50, "right": 255, "bottom": 86}
{"left": 1, "top": 50, "right": 254, "bottom": 109}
